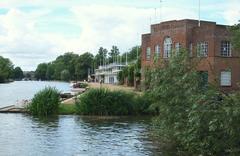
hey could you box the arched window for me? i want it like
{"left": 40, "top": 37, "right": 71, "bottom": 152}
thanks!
{"left": 164, "top": 37, "right": 172, "bottom": 58}
{"left": 155, "top": 45, "right": 160, "bottom": 58}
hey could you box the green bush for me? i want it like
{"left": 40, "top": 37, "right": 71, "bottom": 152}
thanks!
{"left": 27, "top": 87, "right": 60, "bottom": 116}
{"left": 76, "top": 88, "right": 152, "bottom": 116}
{"left": 148, "top": 49, "right": 240, "bottom": 155}
{"left": 73, "top": 82, "right": 88, "bottom": 88}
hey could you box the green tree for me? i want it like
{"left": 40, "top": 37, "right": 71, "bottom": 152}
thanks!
{"left": 148, "top": 49, "right": 202, "bottom": 153}
{"left": 52, "top": 52, "right": 79, "bottom": 80}
{"left": 60, "top": 69, "right": 71, "bottom": 81}
{"left": 109, "top": 45, "right": 120, "bottom": 63}
{"left": 46, "top": 63, "right": 55, "bottom": 80}
{"left": 230, "top": 22, "right": 240, "bottom": 50}
{"left": 35, "top": 63, "right": 48, "bottom": 80}
{"left": 0, "top": 56, "right": 14, "bottom": 83}
{"left": 12, "top": 66, "right": 24, "bottom": 80}
{"left": 75, "top": 52, "right": 94, "bottom": 80}
{"left": 95, "top": 47, "right": 108, "bottom": 67}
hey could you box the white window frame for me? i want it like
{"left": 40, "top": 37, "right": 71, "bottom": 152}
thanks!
{"left": 164, "top": 37, "right": 172, "bottom": 58}
{"left": 197, "top": 42, "right": 208, "bottom": 57}
{"left": 220, "top": 71, "right": 231, "bottom": 86}
{"left": 146, "top": 47, "right": 151, "bottom": 61}
{"left": 221, "top": 41, "right": 231, "bottom": 57}
{"left": 155, "top": 45, "right": 160, "bottom": 58}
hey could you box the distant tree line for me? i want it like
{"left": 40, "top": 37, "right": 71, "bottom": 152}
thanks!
{"left": 34, "top": 45, "right": 141, "bottom": 81}
{"left": 0, "top": 56, "right": 24, "bottom": 83}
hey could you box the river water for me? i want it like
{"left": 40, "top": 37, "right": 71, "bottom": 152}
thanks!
{"left": 0, "top": 81, "right": 70, "bottom": 108}
{"left": 0, "top": 81, "right": 162, "bottom": 155}
{"left": 0, "top": 114, "right": 161, "bottom": 156}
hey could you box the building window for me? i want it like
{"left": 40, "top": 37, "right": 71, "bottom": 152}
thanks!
{"left": 175, "top": 43, "right": 181, "bottom": 54}
{"left": 197, "top": 42, "right": 208, "bottom": 57}
{"left": 146, "top": 47, "right": 151, "bottom": 60}
{"left": 189, "top": 43, "right": 193, "bottom": 57}
{"left": 164, "top": 37, "right": 172, "bottom": 58}
{"left": 155, "top": 45, "right": 160, "bottom": 58}
{"left": 220, "top": 71, "right": 231, "bottom": 86}
{"left": 221, "top": 41, "right": 231, "bottom": 57}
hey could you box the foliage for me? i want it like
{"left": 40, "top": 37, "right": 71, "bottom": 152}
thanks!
{"left": 76, "top": 88, "right": 152, "bottom": 116}
{"left": 148, "top": 51, "right": 240, "bottom": 155}
{"left": 127, "top": 65, "right": 135, "bottom": 86}
{"left": 12, "top": 66, "right": 24, "bottom": 80}
{"left": 108, "top": 45, "right": 120, "bottom": 63}
{"left": 34, "top": 45, "right": 140, "bottom": 82}
{"left": 73, "top": 82, "right": 88, "bottom": 88}
{"left": 148, "top": 49, "right": 240, "bottom": 155}
{"left": 230, "top": 23, "right": 240, "bottom": 51}
{"left": 95, "top": 47, "right": 108, "bottom": 67}
{"left": 58, "top": 104, "right": 77, "bottom": 115}
{"left": 75, "top": 52, "right": 94, "bottom": 80}
{"left": 45, "top": 63, "right": 55, "bottom": 80}
{"left": 34, "top": 52, "right": 94, "bottom": 81}
{"left": 117, "top": 70, "right": 124, "bottom": 85}
{"left": 35, "top": 63, "right": 48, "bottom": 80}
{"left": 121, "top": 46, "right": 141, "bottom": 64}
{"left": 60, "top": 69, "right": 71, "bottom": 81}
{"left": 0, "top": 56, "right": 14, "bottom": 83}
{"left": 117, "top": 57, "right": 141, "bottom": 86}
{"left": 27, "top": 87, "right": 60, "bottom": 116}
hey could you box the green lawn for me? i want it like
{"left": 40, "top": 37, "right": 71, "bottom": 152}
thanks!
{"left": 58, "top": 104, "right": 77, "bottom": 115}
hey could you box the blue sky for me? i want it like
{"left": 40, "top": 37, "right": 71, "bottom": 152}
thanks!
{"left": 0, "top": 0, "right": 239, "bottom": 70}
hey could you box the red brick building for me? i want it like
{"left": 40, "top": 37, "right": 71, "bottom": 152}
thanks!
{"left": 141, "top": 19, "right": 240, "bottom": 91}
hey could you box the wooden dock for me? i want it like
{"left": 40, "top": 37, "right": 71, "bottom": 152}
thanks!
{"left": 0, "top": 105, "right": 26, "bottom": 113}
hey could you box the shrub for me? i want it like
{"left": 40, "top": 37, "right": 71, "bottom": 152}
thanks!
{"left": 148, "top": 49, "right": 240, "bottom": 155}
{"left": 73, "top": 82, "right": 88, "bottom": 88}
{"left": 58, "top": 104, "right": 77, "bottom": 115}
{"left": 76, "top": 88, "right": 151, "bottom": 116}
{"left": 27, "top": 87, "right": 60, "bottom": 116}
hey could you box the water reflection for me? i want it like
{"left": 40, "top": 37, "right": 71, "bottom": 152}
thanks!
{"left": 0, "top": 114, "right": 161, "bottom": 156}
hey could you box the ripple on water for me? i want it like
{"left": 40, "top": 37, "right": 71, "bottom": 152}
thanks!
{"left": 0, "top": 114, "right": 160, "bottom": 156}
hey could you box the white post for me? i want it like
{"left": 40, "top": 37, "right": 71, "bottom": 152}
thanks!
{"left": 137, "top": 46, "right": 139, "bottom": 60}
{"left": 198, "top": 0, "right": 201, "bottom": 27}
{"left": 159, "top": 0, "right": 162, "bottom": 23}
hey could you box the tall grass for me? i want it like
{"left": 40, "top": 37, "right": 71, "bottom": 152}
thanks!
{"left": 27, "top": 87, "right": 60, "bottom": 116}
{"left": 76, "top": 88, "right": 152, "bottom": 116}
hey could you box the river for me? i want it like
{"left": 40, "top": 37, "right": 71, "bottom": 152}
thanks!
{"left": 0, "top": 114, "right": 160, "bottom": 156}
{"left": 0, "top": 81, "right": 70, "bottom": 107}
{"left": 0, "top": 81, "right": 161, "bottom": 155}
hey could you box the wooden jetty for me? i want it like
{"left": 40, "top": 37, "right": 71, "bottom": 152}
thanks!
{"left": 0, "top": 105, "right": 26, "bottom": 113}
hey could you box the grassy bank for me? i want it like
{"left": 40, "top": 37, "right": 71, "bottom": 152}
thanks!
{"left": 58, "top": 104, "right": 77, "bottom": 115}
{"left": 75, "top": 88, "right": 152, "bottom": 116}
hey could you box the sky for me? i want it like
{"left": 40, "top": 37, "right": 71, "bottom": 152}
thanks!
{"left": 0, "top": 0, "right": 239, "bottom": 71}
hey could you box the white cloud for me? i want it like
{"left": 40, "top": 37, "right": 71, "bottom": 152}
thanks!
{"left": 222, "top": 0, "right": 240, "bottom": 25}
{"left": 0, "top": 1, "right": 239, "bottom": 71}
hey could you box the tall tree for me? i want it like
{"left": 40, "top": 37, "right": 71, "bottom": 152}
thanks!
{"left": 230, "top": 22, "right": 240, "bottom": 51}
{"left": 109, "top": 45, "right": 120, "bottom": 63}
{"left": 12, "top": 66, "right": 24, "bottom": 80}
{"left": 95, "top": 47, "right": 108, "bottom": 67}
{"left": 0, "top": 56, "right": 13, "bottom": 83}
{"left": 53, "top": 52, "right": 79, "bottom": 80}
{"left": 35, "top": 63, "right": 48, "bottom": 80}
{"left": 46, "top": 63, "right": 55, "bottom": 80}
{"left": 75, "top": 52, "right": 94, "bottom": 80}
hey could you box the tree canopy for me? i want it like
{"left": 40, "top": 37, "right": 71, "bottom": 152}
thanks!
{"left": 0, "top": 56, "right": 14, "bottom": 83}
{"left": 230, "top": 22, "right": 240, "bottom": 51}
{"left": 12, "top": 67, "right": 24, "bottom": 80}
